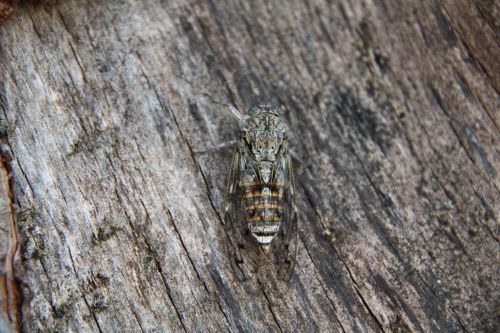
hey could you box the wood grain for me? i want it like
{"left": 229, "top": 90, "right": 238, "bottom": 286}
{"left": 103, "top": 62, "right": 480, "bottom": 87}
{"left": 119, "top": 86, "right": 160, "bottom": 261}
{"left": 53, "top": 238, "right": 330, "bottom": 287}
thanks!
{"left": 0, "top": 0, "right": 498, "bottom": 332}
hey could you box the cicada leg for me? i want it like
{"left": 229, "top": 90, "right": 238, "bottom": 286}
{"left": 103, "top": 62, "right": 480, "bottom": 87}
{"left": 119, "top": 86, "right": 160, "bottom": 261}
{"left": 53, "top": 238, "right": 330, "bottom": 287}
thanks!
{"left": 193, "top": 140, "right": 238, "bottom": 155}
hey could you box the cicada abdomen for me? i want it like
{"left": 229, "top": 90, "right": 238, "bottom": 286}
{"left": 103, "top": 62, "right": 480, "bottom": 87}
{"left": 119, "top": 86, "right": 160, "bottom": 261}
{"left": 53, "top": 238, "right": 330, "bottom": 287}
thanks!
{"left": 224, "top": 105, "right": 298, "bottom": 281}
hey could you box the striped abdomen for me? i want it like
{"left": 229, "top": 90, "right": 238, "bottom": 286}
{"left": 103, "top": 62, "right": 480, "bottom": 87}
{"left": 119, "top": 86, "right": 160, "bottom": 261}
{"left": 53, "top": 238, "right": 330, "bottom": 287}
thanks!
{"left": 240, "top": 179, "right": 284, "bottom": 245}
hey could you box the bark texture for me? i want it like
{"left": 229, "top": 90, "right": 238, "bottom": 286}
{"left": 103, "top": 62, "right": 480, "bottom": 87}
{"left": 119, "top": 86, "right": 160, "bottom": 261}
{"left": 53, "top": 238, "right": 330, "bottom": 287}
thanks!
{"left": 0, "top": 0, "right": 499, "bottom": 332}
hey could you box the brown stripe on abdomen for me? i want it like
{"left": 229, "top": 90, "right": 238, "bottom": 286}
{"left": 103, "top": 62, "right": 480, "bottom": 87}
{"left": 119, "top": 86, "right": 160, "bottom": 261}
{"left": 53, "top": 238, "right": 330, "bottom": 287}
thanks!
{"left": 241, "top": 181, "right": 284, "bottom": 222}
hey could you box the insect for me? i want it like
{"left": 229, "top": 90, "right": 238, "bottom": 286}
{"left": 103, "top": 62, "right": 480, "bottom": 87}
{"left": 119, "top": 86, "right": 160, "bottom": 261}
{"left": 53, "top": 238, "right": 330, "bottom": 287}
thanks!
{"left": 224, "top": 104, "right": 298, "bottom": 281}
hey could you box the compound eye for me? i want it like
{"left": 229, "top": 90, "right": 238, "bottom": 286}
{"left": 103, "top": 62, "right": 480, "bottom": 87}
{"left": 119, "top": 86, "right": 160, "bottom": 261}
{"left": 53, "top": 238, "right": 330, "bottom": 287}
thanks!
{"left": 245, "top": 131, "right": 256, "bottom": 145}
{"left": 242, "top": 132, "right": 250, "bottom": 143}
{"left": 247, "top": 106, "right": 260, "bottom": 115}
{"left": 252, "top": 118, "right": 261, "bottom": 127}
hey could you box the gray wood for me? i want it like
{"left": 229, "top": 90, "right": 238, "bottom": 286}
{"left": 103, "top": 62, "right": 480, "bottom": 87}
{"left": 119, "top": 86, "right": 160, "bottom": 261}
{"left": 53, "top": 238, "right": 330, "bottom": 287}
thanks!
{"left": 0, "top": 0, "right": 498, "bottom": 332}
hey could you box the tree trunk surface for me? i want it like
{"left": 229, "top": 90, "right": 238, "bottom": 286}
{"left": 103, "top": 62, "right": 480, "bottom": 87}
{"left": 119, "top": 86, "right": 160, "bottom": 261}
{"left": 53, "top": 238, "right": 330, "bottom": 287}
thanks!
{"left": 0, "top": 0, "right": 498, "bottom": 332}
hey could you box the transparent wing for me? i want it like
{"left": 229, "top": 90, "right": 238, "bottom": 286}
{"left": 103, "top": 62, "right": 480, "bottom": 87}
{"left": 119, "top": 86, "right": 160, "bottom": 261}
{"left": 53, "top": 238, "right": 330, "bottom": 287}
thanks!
{"left": 273, "top": 144, "right": 298, "bottom": 281}
{"left": 224, "top": 144, "right": 258, "bottom": 281}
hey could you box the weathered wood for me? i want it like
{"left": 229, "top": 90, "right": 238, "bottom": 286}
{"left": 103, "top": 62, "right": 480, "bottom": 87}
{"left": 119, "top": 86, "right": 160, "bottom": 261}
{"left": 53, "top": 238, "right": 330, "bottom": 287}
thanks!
{"left": 0, "top": 157, "right": 21, "bottom": 333}
{"left": 0, "top": 1, "right": 18, "bottom": 24}
{"left": 0, "top": 0, "right": 498, "bottom": 332}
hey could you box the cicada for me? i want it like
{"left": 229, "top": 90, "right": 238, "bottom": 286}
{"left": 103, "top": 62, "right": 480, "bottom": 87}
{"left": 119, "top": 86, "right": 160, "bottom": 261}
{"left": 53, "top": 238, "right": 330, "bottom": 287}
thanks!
{"left": 224, "top": 105, "right": 298, "bottom": 281}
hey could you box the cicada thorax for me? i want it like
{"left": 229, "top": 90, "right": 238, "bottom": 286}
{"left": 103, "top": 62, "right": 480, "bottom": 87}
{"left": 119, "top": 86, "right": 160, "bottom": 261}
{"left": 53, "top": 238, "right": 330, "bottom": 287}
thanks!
{"left": 239, "top": 158, "right": 286, "bottom": 247}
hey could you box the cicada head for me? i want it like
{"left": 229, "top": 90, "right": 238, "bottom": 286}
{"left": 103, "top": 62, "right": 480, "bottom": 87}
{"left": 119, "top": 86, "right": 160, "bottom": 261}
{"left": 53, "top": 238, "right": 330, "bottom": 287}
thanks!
{"left": 241, "top": 105, "right": 286, "bottom": 162}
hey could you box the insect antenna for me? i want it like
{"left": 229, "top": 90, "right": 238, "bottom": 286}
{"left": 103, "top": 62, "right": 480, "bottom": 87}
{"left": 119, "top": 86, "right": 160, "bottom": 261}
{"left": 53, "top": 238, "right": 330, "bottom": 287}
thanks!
{"left": 228, "top": 104, "right": 243, "bottom": 120}
{"left": 227, "top": 104, "right": 250, "bottom": 129}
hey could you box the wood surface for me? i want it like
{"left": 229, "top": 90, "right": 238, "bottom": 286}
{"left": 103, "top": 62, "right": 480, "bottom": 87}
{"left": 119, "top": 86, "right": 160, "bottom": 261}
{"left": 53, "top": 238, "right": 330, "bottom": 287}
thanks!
{"left": 0, "top": 0, "right": 498, "bottom": 332}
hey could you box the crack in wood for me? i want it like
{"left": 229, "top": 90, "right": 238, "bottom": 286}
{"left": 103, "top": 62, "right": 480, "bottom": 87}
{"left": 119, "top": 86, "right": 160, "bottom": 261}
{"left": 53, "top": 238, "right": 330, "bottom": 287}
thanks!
{"left": 127, "top": 301, "right": 146, "bottom": 333}
{"left": 68, "top": 247, "right": 105, "bottom": 333}
{"left": 165, "top": 207, "right": 209, "bottom": 292}
{"left": 256, "top": 278, "right": 284, "bottom": 333}
{"left": 333, "top": 250, "right": 385, "bottom": 333}
{"left": 140, "top": 233, "right": 188, "bottom": 333}
{"left": 297, "top": 233, "right": 347, "bottom": 333}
